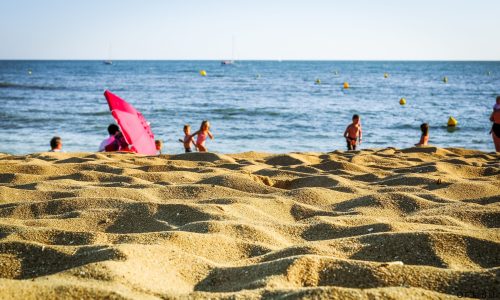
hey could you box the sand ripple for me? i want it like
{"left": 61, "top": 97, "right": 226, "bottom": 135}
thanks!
{"left": 0, "top": 148, "right": 499, "bottom": 299}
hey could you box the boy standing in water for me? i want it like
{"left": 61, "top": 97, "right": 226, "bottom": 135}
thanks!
{"left": 179, "top": 124, "right": 196, "bottom": 153}
{"left": 344, "top": 114, "right": 362, "bottom": 151}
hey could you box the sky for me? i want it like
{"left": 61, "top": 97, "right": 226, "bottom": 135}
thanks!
{"left": 1, "top": 0, "right": 499, "bottom": 60}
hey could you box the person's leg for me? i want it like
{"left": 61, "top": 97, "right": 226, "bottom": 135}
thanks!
{"left": 352, "top": 144, "right": 357, "bottom": 151}
{"left": 347, "top": 141, "right": 352, "bottom": 151}
{"left": 493, "top": 133, "right": 500, "bottom": 152}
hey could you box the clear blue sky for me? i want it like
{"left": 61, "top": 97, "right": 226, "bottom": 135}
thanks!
{"left": 1, "top": 0, "right": 499, "bottom": 60}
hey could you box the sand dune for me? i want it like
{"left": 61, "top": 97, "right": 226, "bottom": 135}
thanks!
{"left": 0, "top": 147, "right": 499, "bottom": 299}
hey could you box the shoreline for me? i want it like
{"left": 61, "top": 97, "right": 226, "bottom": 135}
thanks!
{"left": 0, "top": 147, "right": 499, "bottom": 299}
{"left": 1, "top": 145, "right": 498, "bottom": 157}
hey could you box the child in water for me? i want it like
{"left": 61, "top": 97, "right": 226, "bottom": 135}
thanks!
{"left": 178, "top": 124, "right": 196, "bottom": 153}
{"left": 490, "top": 96, "right": 500, "bottom": 152}
{"left": 344, "top": 114, "right": 362, "bottom": 150}
{"left": 192, "top": 120, "right": 214, "bottom": 152}
{"left": 415, "top": 123, "right": 429, "bottom": 146}
{"left": 49, "top": 136, "right": 63, "bottom": 152}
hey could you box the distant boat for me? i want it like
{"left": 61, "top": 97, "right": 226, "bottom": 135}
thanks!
{"left": 103, "top": 44, "right": 113, "bottom": 65}
{"left": 221, "top": 36, "right": 236, "bottom": 66}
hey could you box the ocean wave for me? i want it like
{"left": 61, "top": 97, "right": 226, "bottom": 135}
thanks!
{"left": 78, "top": 111, "right": 111, "bottom": 116}
{"left": 0, "top": 82, "right": 67, "bottom": 91}
{"left": 210, "top": 108, "right": 283, "bottom": 117}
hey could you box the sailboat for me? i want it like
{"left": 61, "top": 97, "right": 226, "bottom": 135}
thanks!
{"left": 221, "top": 37, "right": 235, "bottom": 65}
{"left": 103, "top": 44, "right": 113, "bottom": 65}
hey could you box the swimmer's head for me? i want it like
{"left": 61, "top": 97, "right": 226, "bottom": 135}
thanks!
{"left": 352, "top": 114, "right": 360, "bottom": 124}
{"left": 420, "top": 123, "right": 429, "bottom": 136}
{"left": 50, "top": 136, "right": 62, "bottom": 150}
{"left": 183, "top": 124, "right": 191, "bottom": 134}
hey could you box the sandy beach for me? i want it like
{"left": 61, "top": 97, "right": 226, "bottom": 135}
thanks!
{"left": 0, "top": 147, "right": 498, "bottom": 299}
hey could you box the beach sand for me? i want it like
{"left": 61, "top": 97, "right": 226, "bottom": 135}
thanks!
{"left": 0, "top": 147, "right": 498, "bottom": 299}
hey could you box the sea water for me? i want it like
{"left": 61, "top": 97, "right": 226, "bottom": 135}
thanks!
{"left": 0, "top": 60, "right": 498, "bottom": 154}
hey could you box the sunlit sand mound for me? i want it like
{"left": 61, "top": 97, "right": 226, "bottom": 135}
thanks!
{"left": 0, "top": 147, "right": 499, "bottom": 299}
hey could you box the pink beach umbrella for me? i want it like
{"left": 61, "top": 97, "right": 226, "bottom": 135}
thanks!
{"left": 103, "top": 90, "right": 157, "bottom": 155}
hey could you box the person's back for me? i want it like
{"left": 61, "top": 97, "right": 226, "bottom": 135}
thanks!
{"left": 415, "top": 123, "right": 429, "bottom": 146}
{"left": 99, "top": 124, "right": 120, "bottom": 152}
{"left": 104, "top": 132, "right": 133, "bottom": 152}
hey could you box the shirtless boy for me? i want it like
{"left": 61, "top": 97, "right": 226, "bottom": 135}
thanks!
{"left": 179, "top": 124, "right": 196, "bottom": 153}
{"left": 344, "top": 114, "right": 362, "bottom": 151}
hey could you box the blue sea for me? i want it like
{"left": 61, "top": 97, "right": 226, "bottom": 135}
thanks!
{"left": 0, "top": 60, "right": 499, "bottom": 154}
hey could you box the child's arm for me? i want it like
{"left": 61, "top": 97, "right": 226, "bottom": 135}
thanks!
{"left": 208, "top": 130, "right": 214, "bottom": 140}
{"left": 189, "top": 131, "right": 199, "bottom": 144}
{"left": 358, "top": 126, "right": 363, "bottom": 144}
{"left": 343, "top": 126, "right": 349, "bottom": 138}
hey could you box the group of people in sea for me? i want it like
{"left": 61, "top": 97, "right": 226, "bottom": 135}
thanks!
{"left": 49, "top": 120, "right": 215, "bottom": 154}
{"left": 49, "top": 96, "right": 500, "bottom": 153}
{"left": 342, "top": 114, "right": 428, "bottom": 151}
